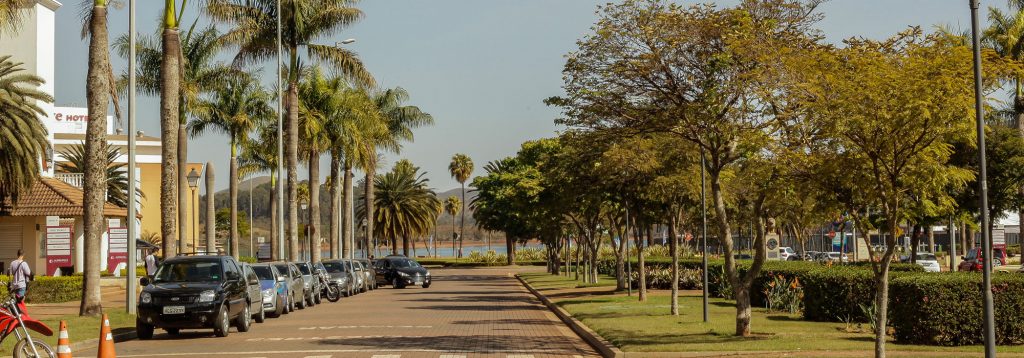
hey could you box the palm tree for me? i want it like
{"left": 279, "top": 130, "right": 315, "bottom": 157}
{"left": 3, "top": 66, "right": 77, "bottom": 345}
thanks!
{"left": 239, "top": 125, "right": 281, "bottom": 260}
{"left": 80, "top": 0, "right": 116, "bottom": 317}
{"left": 207, "top": 0, "right": 375, "bottom": 261}
{"left": 444, "top": 196, "right": 461, "bottom": 258}
{"left": 359, "top": 160, "right": 440, "bottom": 256}
{"left": 57, "top": 143, "right": 143, "bottom": 208}
{"left": 985, "top": 0, "right": 1024, "bottom": 231}
{"left": 0, "top": 56, "right": 51, "bottom": 201}
{"left": 298, "top": 66, "right": 338, "bottom": 262}
{"left": 189, "top": 75, "right": 273, "bottom": 259}
{"left": 362, "top": 88, "right": 433, "bottom": 257}
{"left": 448, "top": 154, "right": 473, "bottom": 258}
{"left": 0, "top": 0, "right": 30, "bottom": 36}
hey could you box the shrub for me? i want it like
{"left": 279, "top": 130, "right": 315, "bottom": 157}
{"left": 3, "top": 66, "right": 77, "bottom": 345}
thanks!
{"left": 239, "top": 256, "right": 258, "bottom": 264}
{"left": 764, "top": 274, "right": 803, "bottom": 314}
{"left": 119, "top": 267, "right": 148, "bottom": 277}
{"left": 466, "top": 250, "right": 508, "bottom": 265}
{"left": 25, "top": 276, "right": 82, "bottom": 303}
{"left": 889, "top": 273, "right": 1024, "bottom": 346}
{"left": 514, "top": 247, "right": 546, "bottom": 262}
{"left": 801, "top": 267, "right": 878, "bottom": 322}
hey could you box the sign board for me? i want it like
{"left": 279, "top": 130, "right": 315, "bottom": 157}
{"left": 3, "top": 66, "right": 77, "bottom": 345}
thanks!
{"left": 993, "top": 225, "right": 1006, "bottom": 246}
{"left": 256, "top": 243, "right": 272, "bottom": 260}
{"left": 107, "top": 227, "right": 129, "bottom": 273}
{"left": 765, "top": 233, "right": 781, "bottom": 260}
{"left": 45, "top": 107, "right": 114, "bottom": 136}
{"left": 45, "top": 226, "right": 73, "bottom": 275}
{"left": 257, "top": 236, "right": 266, "bottom": 244}
{"left": 107, "top": 219, "right": 120, "bottom": 228}
{"left": 45, "top": 216, "right": 59, "bottom": 227}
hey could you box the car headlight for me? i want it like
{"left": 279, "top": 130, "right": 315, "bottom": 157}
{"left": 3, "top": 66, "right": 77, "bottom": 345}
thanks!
{"left": 262, "top": 289, "right": 274, "bottom": 299}
{"left": 140, "top": 292, "right": 151, "bottom": 304}
{"left": 198, "top": 290, "right": 216, "bottom": 303}
{"left": 425, "top": 272, "right": 431, "bottom": 276}
{"left": 398, "top": 271, "right": 410, "bottom": 277}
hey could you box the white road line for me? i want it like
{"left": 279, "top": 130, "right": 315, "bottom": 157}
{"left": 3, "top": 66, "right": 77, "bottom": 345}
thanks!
{"left": 371, "top": 355, "right": 401, "bottom": 358}
{"left": 439, "top": 355, "right": 466, "bottom": 358}
{"left": 304, "top": 356, "right": 332, "bottom": 358}
{"left": 507, "top": 355, "right": 535, "bottom": 358}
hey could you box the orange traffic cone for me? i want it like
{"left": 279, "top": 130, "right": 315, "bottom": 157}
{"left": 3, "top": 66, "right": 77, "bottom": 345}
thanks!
{"left": 56, "top": 320, "right": 72, "bottom": 358}
{"left": 96, "top": 314, "right": 116, "bottom": 358}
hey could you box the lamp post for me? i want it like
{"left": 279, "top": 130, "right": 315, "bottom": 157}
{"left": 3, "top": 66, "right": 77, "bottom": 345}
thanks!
{"left": 969, "top": 1, "right": 996, "bottom": 356}
{"left": 625, "top": 204, "right": 632, "bottom": 296}
{"left": 301, "top": 202, "right": 309, "bottom": 261}
{"left": 126, "top": 0, "right": 138, "bottom": 315}
{"left": 187, "top": 168, "right": 201, "bottom": 253}
{"left": 276, "top": 0, "right": 285, "bottom": 265}
{"left": 700, "top": 148, "right": 709, "bottom": 323}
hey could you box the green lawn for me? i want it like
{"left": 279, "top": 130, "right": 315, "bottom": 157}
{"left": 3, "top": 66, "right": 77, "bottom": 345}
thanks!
{"left": 521, "top": 271, "right": 618, "bottom": 290}
{"left": 0, "top": 310, "right": 135, "bottom": 354}
{"left": 521, "top": 273, "right": 1024, "bottom": 355}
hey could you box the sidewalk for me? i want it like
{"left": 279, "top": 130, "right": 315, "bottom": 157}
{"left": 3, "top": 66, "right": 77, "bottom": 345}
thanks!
{"left": 28, "top": 286, "right": 126, "bottom": 319}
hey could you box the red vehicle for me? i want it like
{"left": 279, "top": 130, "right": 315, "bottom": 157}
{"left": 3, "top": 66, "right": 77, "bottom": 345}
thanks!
{"left": 0, "top": 290, "right": 54, "bottom": 357}
{"left": 958, "top": 244, "right": 1008, "bottom": 272}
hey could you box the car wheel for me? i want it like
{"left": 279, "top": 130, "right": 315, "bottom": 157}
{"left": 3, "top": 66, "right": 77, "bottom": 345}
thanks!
{"left": 165, "top": 328, "right": 180, "bottom": 335}
{"left": 393, "top": 278, "right": 404, "bottom": 289}
{"left": 315, "top": 291, "right": 322, "bottom": 304}
{"left": 993, "top": 258, "right": 1003, "bottom": 268}
{"left": 269, "top": 297, "right": 283, "bottom": 318}
{"left": 136, "top": 319, "right": 154, "bottom": 340}
{"left": 422, "top": 283, "right": 430, "bottom": 289}
{"left": 284, "top": 296, "right": 292, "bottom": 314}
{"left": 297, "top": 294, "right": 306, "bottom": 309}
{"left": 213, "top": 305, "right": 230, "bottom": 337}
{"left": 236, "top": 303, "right": 252, "bottom": 332}
{"left": 255, "top": 302, "right": 266, "bottom": 323}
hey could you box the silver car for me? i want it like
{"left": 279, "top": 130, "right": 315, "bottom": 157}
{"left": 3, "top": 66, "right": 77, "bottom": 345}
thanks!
{"left": 344, "top": 259, "right": 365, "bottom": 293}
{"left": 321, "top": 260, "right": 356, "bottom": 297}
{"left": 355, "top": 259, "right": 377, "bottom": 290}
{"left": 911, "top": 253, "right": 941, "bottom": 273}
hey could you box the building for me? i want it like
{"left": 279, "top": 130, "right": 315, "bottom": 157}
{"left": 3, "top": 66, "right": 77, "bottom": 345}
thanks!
{"left": 0, "top": 1, "right": 204, "bottom": 275}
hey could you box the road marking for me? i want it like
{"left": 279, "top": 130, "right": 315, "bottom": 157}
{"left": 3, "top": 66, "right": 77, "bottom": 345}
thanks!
{"left": 304, "top": 356, "right": 332, "bottom": 358}
{"left": 371, "top": 355, "right": 401, "bottom": 358}
{"left": 299, "top": 325, "right": 432, "bottom": 330}
{"left": 507, "top": 355, "right": 535, "bottom": 358}
{"left": 439, "top": 355, "right": 466, "bottom": 358}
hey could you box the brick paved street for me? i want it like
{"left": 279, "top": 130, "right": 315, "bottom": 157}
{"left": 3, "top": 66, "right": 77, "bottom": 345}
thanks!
{"left": 74, "top": 267, "right": 598, "bottom": 358}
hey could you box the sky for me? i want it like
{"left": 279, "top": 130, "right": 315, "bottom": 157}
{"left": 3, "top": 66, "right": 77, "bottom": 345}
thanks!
{"left": 48, "top": 0, "right": 1002, "bottom": 192}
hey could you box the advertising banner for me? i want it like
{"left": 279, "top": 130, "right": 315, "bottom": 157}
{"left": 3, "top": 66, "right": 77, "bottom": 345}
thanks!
{"left": 45, "top": 226, "right": 73, "bottom": 275}
{"left": 107, "top": 227, "right": 128, "bottom": 273}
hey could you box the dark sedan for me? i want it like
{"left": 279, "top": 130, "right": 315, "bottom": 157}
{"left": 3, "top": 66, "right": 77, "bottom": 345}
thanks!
{"left": 374, "top": 255, "right": 431, "bottom": 289}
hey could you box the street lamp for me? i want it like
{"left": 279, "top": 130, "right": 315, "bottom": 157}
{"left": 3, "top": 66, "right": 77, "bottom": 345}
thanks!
{"left": 187, "top": 168, "right": 201, "bottom": 253}
{"left": 700, "top": 148, "right": 709, "bottom": 323}
{"left": 301, "top": 202, "right": 309, "bottom": 261}
{"left": 969, "top": 1, "right": 996, "bottom": 356}
{"left": 126, "top": 0, "right": 138, "bottom": 315}
{"left": 336, "top": 38, "right": 356, "bottom": 46}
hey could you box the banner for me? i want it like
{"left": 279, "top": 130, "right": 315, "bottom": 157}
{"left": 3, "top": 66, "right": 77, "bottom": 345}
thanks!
{"left": 107, "top": 227, "right": 128, "bottom": 273}
{"left": 45, "top": 226, "right": 73, "bottom": 275}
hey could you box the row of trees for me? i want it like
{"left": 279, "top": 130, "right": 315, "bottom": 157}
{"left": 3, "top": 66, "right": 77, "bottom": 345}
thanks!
{"left": 471, "top": 1, "right": 1024, "bottom": 357}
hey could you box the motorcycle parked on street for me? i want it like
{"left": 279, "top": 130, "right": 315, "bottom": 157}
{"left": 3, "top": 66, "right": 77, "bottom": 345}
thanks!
{"left": 317, "top": 266, "right": 341, "bottom": 302}
{"left": 0, "top": 286, "right": 55, "bottom": 357}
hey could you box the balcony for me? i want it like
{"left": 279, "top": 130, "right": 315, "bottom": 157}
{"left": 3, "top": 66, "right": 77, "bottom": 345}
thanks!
{"left": 55, "top": 173, "right": 84, "bottom": 188}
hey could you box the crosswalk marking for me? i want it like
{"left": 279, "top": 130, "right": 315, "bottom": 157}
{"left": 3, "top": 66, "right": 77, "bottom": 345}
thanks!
{"left": 303, "top": 356, "right": 332, "bottom": 358}
{"left": 439, "top": 355, "right": 466, "bottom": 358}
{"left": 507, "top": 355, "right": 535, "bottom": 358}
{"left": 371, "top": 355, "right": 401, "bottom": 358}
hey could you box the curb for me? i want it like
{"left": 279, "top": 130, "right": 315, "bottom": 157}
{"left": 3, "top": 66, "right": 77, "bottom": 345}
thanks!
{"left": 67, "top": 330, "right": 137, "bottom": 352}
{"left": 515, "top": 274, "right": 625, "bottom": 358}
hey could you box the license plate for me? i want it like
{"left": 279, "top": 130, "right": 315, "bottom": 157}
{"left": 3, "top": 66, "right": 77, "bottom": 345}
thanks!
{"left": 414, "top": 279, "right": 423, "bottom": 285}
{"left": 162, "top": 306, "right": 185, "bottom": 314}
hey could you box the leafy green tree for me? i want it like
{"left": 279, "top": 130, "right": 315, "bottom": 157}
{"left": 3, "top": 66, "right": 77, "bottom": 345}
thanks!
{"left": 448, "top": 154, "right": 474, "bottom": 257}
{"left": 190, "top": 75, "right": 273, "bottom": 259}
{"left": 0, "top": 56, "right": 51, "bottom": 200}
{"left": 358, "top": 160, "right": 440, "bottom": 256}
{"left": 215, "top": 208, "right": 250, "bottom": 242}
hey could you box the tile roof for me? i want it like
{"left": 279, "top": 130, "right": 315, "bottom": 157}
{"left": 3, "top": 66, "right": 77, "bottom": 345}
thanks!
{"left": 0, "top": 177, "right": 136, "bottom": 218}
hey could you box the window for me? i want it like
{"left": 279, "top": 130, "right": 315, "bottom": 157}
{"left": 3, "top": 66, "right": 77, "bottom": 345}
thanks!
{"left": 224, "top": 260, "right": 240, "bottom": 279}
{"left": 392, "top": 259, "right": 421, "bottom": 268}
{"left": 253, "top": 266, "right": 275, "bottom": 280}
{"left": 322, "top": 262, "right": 345, "bottom": 273}
{"left": 297, "top": 263, "right": 311, "bottom": 275}
{"left": 244, "top": 265, "right": 258, "bottom": 283}
{"left": 154, "top": 261, "right": 223, "bottom": 283}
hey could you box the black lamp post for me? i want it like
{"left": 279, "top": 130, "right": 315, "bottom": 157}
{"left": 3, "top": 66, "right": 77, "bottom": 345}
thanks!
{"left": 969, "top": 0, "right": 996, "bottom": 356}
{"left": 187, "top": 168, "right": 201, "bottom": 253}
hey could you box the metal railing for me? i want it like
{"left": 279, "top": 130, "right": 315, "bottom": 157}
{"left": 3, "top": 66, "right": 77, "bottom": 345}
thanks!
{"left": 54, "top": 173, "right": 84, "bottom": 188}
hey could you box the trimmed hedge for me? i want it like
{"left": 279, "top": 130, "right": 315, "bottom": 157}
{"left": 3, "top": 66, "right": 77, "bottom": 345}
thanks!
{"left": 25, "top": 276, "right": 82, "bottom": 303}
{"left": 889, "top": 273, "right": 1024, "bottom": 345}
{"left": 802, "top": 267, "right": 879, "bottom": 322}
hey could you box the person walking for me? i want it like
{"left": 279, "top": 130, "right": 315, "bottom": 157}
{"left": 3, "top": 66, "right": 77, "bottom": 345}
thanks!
{"left": 145, "top": 250, "right": 158, "bottom": 278}
{"left": 9, "top": 250, "right": 31, "bottom": 299}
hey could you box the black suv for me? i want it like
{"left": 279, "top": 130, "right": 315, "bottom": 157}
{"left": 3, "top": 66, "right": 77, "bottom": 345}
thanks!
{"left": 374, "top": 255, "right": 431, "bottom": 289}
{"left": 136, "top": 255, "right": 255, "bottom": 338}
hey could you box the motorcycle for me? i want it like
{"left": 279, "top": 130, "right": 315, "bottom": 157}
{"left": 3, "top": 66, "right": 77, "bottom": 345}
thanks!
{"left": 0, "top": 287, "right": 55, "bottom": 358}
{"left": 318, "top": 272, "right": 341, "bottom": 302}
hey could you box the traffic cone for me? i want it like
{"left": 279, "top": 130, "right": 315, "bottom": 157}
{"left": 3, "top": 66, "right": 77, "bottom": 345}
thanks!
{"left": 56, "top": 320, "right": 72, "bottom": 358}
{"left": 96, "top": 314, "right": 116, "bottom": 358}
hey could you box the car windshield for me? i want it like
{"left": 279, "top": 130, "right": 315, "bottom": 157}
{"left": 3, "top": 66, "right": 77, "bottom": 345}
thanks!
{"left": 154, "top": 261, "right": 222, "bottom": 283}
{"left": 784, "top": 248, "right": 795, "bottom": 254}
{"left": 297, "top": 264, "right": 311, "bottom": 275}
{"left": 323, "top": 262, "right": 346, "bottom": 273}
{"left": 273, "top": 265, "right": 290, "bottom": 275}
{"left": 252, "top": 266, "right": 274, "bottom": 280}
{"left": 392, "top": 259, "right": 421, "bottom": 268}
{"left": 966, "top": 249, "right": 978, "bottom": 260}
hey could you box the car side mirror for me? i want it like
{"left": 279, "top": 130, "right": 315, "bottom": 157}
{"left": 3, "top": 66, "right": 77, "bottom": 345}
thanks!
{"left": 140, "top": 277, "right": 151, "bottom": 286}
{"left": 277, "top": 276, "right": 286, "bottom": 282}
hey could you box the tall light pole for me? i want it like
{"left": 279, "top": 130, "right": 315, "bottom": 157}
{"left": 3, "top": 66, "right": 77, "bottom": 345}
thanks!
{"left": 969, "top": 0, "right": 996, "bottom": 355}
{"left": 700, "top": 148, "right": 709, "bottom": 323}
{"left": 126, "top": 0, "right": 138, "bottom": 315}
{"left": 249, "top": 178, "right": 254, "bottom": 257}
{"left": 625, "top": 203, "right": 632, "bottom": 296}
{"left": 187, "top": 169, "right": 200, "bottom": 253}
{"left": 276, "top": 0, "right": 285, "bottom": 262}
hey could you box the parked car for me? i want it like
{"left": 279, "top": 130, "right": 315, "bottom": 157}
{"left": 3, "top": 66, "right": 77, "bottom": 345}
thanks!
{"left": 353, "top": 261, "right": 370, "bottom": 293}
{"left": 355, "top": 258, "right": 377, "bottom": 290}
{"left": 251, "top": 264, "right": 288, "bottom": 317}
{"left": 819, "top": 251, "right": 849, "bottom": 263}
{"left": 321, "top": 260, "right": 355, "bottom": 297}
{"left": 901, "top": 252, "right": 941, "bottom": 273}
{"left": 959, "top": 245, "right": 1008, "bottom": 272}
{"left": 239, "top": 263, "right": 266, "bottom": 323}
{"left": 733, "top": 254, "right": 752, "bottom": 260}
{"left": 345, "top": 259, "right": 365, "bottom": 293}
{"left": 294, "top": 262, "right": 321, "bottom": 306}
{"left": 271, "top": 262, "right": 305, "bottom": 311}
{"left": 778, "top": 247, "right": 798, "bottom": 261}
{"left": 802, "top": 251, "right": 819, "bottom": 261}
{"left": 374, "top": 255, "right": 431, "bottom": 289}
{"left": 136, "top": 255, "right": 254, "bottom": 339}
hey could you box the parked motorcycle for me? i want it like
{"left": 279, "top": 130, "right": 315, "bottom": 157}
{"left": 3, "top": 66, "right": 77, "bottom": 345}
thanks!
{"left": 0, "top": 287, "right": 55, "bottom": 357}
{"left": 318, "top": 271, "right": 341, "bottom": 302}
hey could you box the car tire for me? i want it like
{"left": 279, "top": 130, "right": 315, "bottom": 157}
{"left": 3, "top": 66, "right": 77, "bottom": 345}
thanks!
{"left": 165, "top": 328, "right": 180, "bottom": 335}
{"left": 422, "top": 283, "right": 430, "bottom": 289}
{"left": 314, "top": 291, "right": 322, "bottom": 305}
{"left": 269, "top": 297, "right": 283, "bottom": 318}
{"left": 254, "top": 302, "right": 266, "bottom": 323}
{"left": 136, "top": 319, "right": 154, "bottom": 340}
{"left": 393, "top": 278, "right": 404, "bottom": 289}
{"left": 213, "top": 305, "right": 230, "bottom": 337}
{"left": 236, "top": 303, "right": 252, "bottom": 332}
{"left": 993, "top": 259, "right": 1003, "bottom": 268}
{"left": 297, "top": 294, "right": 306, "bottom": 309}
{"left": 284, "top": 296, "right": 292, "bottom": 314}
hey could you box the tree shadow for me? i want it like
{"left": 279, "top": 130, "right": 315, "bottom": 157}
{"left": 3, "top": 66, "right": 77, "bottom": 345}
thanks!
{"left": 765, "top": 314, "right": 803, "bottom": 322}
{"left": 317, "top": 334, "right": 589, "bottom": 354}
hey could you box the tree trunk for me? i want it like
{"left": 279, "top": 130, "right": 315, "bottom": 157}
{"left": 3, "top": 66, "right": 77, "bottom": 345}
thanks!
{"left": 343, "top": 164, "right": 353, "bottom": 259}
{"left": 205, "top": 162, "right": 216, "bottom": 255}
{"left": 910, "top": 224, "right": 922, "bottom": 264}
{"left": 270, "top": 174, "right": 278, "bottom": 260}
{"left": 159, "top": 27, "right": 180, "bottom": 259}
{"left": 286, "top": 82, "right": 299, "bottom": 261}
{"left": 615, "top": 220, "right": 626, "bottom": 291}
{"left": 967, "top": 226, "right": 976, "bottom": 250}
{"left": 329, "top": 152, "right": 340, "bottom": 259}
{"left": 309, "top": 151, "right": 321, "bottom": 263}
{"left": 874, "top": 257, "right": 893, "bottom": 358}
{"left": 961, "top": 222, "right": 969, "bottom": 256}
{"left": 230, "top": 143, "right": 239, "bottom": 258}
{"left": 926, "top": 225, "right": 935, "bottom": 253}
{"left": 80, "top": 5, "right": 110, "bottom": 316}
{"left": 669, "top": 210, "right": 679, "bottom": 316}
{"left": 459, "top": 182, "right": 466, "bottom": 258}
{"left": 178, "top": 122, "right": 188, "bottom": 253}
{"left": 709, "top": 171, "right": 748, "bottom": 336}
{"left": 364, "top": 167, "right": 375, "bottom": 258}
{"left": 636, "top": 227, "right": 647, "bottom": 302}
{"left": 402, "top": 234, "right": 409, "bottom": 257}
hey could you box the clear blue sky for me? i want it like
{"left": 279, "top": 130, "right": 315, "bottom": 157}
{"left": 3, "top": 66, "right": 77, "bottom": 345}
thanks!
{"left": 50, "top": 0, "right": 1000, "bottom": 191}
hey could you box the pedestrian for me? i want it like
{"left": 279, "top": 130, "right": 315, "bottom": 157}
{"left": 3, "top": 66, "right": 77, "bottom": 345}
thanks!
{"left": 145, "top": 250, "right": 158, "bottom": 278}
{"left": 9, "top": 249, "right": 31, "bottom": 299}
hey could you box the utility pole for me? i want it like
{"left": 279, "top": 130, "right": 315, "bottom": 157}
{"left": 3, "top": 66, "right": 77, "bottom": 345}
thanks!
{"left": 126, "top": 0, "right": 137, "bottom": 315}
{"left": 700, "top": 149, "right": 709, "bottom": 323}
{"left": 969, "top": 1, "right": 996, "bottom": 355}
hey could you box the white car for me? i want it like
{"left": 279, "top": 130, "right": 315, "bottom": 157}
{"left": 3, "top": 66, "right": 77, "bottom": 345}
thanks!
{"left": 910, "top": 252, "right": 941, "bottom": 272}
{"left": 779, "top": 247, "right": 798, "bottom": 261}
{"left": 820, "top": 251, "right": 849, "bottom": 263}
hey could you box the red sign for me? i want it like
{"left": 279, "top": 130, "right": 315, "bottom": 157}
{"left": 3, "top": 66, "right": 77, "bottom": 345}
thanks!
{"left": 45, "top": 226, "right": 73, "bottom": 276}
{"left": 107, "top": 227, "right": 128, "bottom": 273}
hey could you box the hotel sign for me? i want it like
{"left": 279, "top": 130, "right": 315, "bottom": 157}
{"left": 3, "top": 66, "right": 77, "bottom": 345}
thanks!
{"left": 45, "top": 226, "right": 73, "bottom": 275}
{"left": 107, "top": 227, "right": 129, "bottom": 273}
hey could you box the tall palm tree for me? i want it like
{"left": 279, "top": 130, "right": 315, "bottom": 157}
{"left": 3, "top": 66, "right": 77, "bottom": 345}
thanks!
{"left": 0, "top": 0, "right": 30, "bottom": 36}
{"left": 359, "top": 160, "right": 439, "bottom": 256}
{"left": 239, "top": 125, "right": 281, "bottom": 260}
{"left": 57, "top": 143, "right": 143, "bottom": 208}
{"left": 0, "top": 56, "right": 51, "bottom": 201}
{"left": 189, "top": 75, "right": 273, "bottom": 259}
{"left": 448, "top": 154, "right": 473, "bottom": 258}
{"left": 362, "top": 87, "right": 433, "bottom": 257}
{"left": 155, "top": 0, "right": 186, "bottom": 258}
{"left": 985, "top": 0, "right": 1024, "bottom": 230}
{"left": 298, "top": 66, "right": 338, "bottom": 262}
{"left": 207, "top": 0, "right": 375, "bottom": 261}
{"left": 80, "top": 0, "right": 115, "bottom": 317}
{"left": 444, "top": 196, "right": 461, "bottom": 258}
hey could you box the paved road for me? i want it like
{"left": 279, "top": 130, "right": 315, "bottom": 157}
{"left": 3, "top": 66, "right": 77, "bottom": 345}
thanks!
{"left": 75, "top": 267, "right": 598, "bottom": 358}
